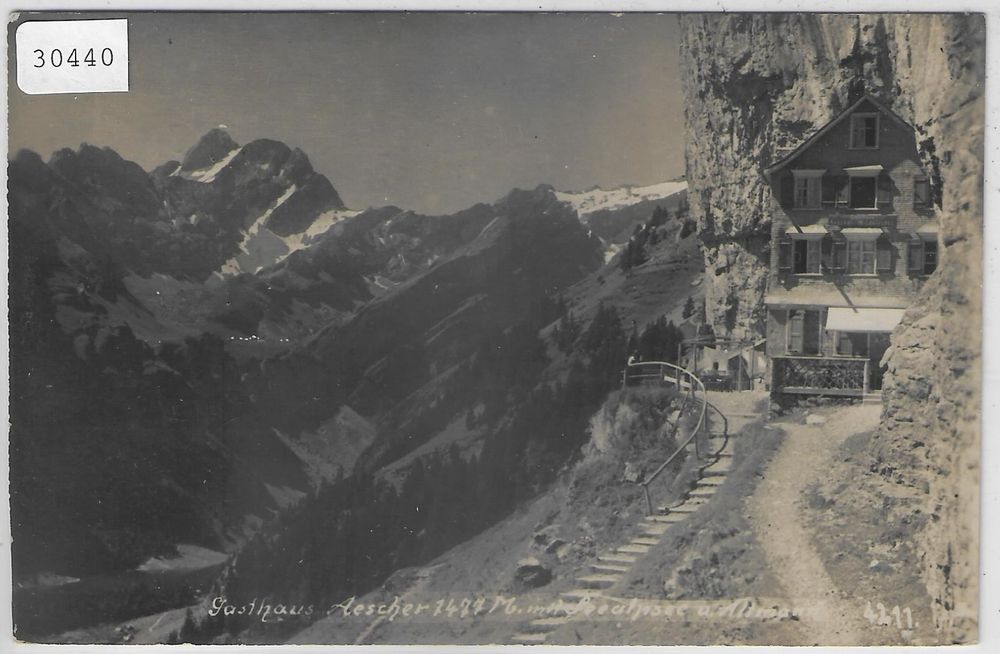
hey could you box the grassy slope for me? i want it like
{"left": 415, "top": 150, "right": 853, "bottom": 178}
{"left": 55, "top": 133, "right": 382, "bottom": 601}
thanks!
{"left": 355, "top": 209, "right": 704, "bottom": 504}
{"left": 288, "top": 389, "right": 791, "bottom": 646}
{"left": 290, "top": 387, "right": 696, "bottom": 644}
{"left": 562, "top": 220, "right": 703, "bottom": 335}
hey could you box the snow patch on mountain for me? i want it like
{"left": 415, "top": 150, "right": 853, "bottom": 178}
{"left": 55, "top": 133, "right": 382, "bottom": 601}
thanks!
{"left": 280, "top": 207, "right": 361, "bottom": 253}
{"left": 178, "top": 146, "right": 242, "bottom": 183}
{"left": 241, "top": 184, "right": 298, "bottom": 254}
{"left": 219, "top": 189, "right": 362, "bottom": 277}
{"left": 219, "top": 185, "right": 297, "bottom": 275}
{"left": 555, "top": 180, "right": 687, "bottom": 217}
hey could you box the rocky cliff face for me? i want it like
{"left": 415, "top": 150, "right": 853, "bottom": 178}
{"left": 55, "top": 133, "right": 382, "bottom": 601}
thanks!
{"left": 680, "top": 13, "right": 983, "bottom": 642}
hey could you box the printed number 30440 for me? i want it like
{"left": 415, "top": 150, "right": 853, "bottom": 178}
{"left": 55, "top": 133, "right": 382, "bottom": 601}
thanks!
{"left": 32, "top": 47, "right": 114, "bottom": 69}
{"left": 16, "top": 19, "right": 128, "bottom": 95}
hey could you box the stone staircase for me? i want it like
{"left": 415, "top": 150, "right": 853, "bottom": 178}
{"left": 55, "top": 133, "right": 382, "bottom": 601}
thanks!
{"left": 509, "top": 391, "right": 763, "bottom": 645}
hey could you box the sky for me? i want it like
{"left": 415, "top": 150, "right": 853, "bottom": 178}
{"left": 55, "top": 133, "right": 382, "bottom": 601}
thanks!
{"left": 8, "top": 12, "right": 685, "bottom": 214}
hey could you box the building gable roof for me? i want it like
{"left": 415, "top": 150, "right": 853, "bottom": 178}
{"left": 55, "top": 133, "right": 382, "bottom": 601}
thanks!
{"left": 764, "top": 95, "right": 915, "bottom": 179}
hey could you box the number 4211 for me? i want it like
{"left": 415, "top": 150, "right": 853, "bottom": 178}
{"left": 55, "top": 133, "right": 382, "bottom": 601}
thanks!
{"left": 864, "top": 601, "right": 915, "bottom": 629}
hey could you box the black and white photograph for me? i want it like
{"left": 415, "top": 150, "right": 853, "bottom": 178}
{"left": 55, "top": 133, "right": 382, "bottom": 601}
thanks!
{"left": 5, "top": 9, "right": 988, "bottom": 648}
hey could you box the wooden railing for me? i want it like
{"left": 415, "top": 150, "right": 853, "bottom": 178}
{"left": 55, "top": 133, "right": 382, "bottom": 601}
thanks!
{"left": 622, "top": 361, "right": 709, "bottom": 515}
{"left": 772, "top": 355, "right": 869, "bottom": 395}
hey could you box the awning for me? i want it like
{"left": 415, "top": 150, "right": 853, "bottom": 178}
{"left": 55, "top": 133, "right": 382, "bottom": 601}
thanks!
{"left": 826, "top": 307, "right": 906, "bottom": 333}
{"left": 844, "top": 164, "right": 884, "bottom": 177}
{"left": 916, "top": 221, "right": 939, "bottom": 238}
{"left": 840, "top": 227, "right": 884, "bottom": 239}
{"left": 785, "top": 224, "right": 828, "bottom": 237}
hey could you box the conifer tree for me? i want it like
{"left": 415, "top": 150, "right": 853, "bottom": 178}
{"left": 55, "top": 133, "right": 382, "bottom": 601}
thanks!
{"left": 682, "top": 295, "right": 696, "bottom": 319}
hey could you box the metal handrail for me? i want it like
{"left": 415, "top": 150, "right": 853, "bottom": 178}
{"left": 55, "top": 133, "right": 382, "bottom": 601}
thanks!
{"left": 770, "top": 354, "right": 868, "bottom": 361}
{"left": 622, "top": 361, "right": 709, "bottom": 515}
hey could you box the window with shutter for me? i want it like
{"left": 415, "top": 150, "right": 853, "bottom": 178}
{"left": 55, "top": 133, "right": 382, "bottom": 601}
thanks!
{"left": 788, "top": 310, "right": 805, "bottom": 353}
{"left": 821, "top": 236, "right": 832, "bottom": 272}
{"left": 850, "top": 114, "right": 879, "bottom": 148}
{"left": 792, "top": 174, "right": 822, "bottom": 208}
{"left": 876, "top": 237, "right": 894, "bottom": 274}
{"left": 847, "top": 239, "right": 877, "bottom": 274}
{"left": 908, "top": 240, "right": 925, "bottom": 274}
{"left": 923, "top": 240, "right": 938, "bottom": 275}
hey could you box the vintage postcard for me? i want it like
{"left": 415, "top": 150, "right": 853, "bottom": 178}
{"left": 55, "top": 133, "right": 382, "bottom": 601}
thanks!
{"left": 6, "top": 10, "right": 985, "bottom": 647}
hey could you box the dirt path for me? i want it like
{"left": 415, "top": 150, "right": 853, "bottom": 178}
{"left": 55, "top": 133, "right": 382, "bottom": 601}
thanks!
{"left": 749, "top": 404, "right": 881, "bottom": 646}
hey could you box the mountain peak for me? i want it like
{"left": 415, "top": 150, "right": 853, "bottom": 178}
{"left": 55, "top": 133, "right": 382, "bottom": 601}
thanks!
{"left": 180, "top": 128, "right": 240, "bottom": 173}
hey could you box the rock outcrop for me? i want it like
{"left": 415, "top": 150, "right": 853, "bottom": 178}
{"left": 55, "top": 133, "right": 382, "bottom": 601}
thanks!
{"left": 680, "top": 13, "right": 983, "bottom": 641}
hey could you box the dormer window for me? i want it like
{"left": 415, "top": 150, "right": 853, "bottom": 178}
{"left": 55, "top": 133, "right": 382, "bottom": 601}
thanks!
{"left": 791, "top": 169, "right": 824, "bottom": 209}
{"left": 850, "top": 113, "right": 879, "bottom": 149}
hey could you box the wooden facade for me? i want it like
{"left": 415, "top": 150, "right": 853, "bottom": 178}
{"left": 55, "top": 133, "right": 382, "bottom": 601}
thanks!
{"left": 763, "top": 95, "right": 936, "bottom": 397}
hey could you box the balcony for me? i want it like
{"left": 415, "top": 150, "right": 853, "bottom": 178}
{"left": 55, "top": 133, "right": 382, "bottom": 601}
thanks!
{"left": 782, "top": 209, "right": 898, "bottom": 232}
{"left": 772, "top": 355, "right": 869, "bottom": 396}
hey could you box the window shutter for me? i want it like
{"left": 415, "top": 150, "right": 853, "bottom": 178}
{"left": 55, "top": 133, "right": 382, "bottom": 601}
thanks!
{"left": 850, "top": 118, "right": 864, "bottom": 148}
{"left": 808, "top": 177, "right": 822, "bottom": 208}
{"left": 913, "top": 178, "right": 929, "bottom": 206}
{"left": 877, "top": 173, "right": 894, "bottom": 205}
{"left": 806, "top": 239, "right": 821, "bottom": 274}
{"left": 834, "top": 176, "right": 849, "bottom": 205}
{"left": 788, "top": 310, "right": 804, "bottom": 354}
{"left": 908, "top": 240, "right": 925, "bottom": 274}
{"left": 831, "top": 238, "right": 847, "bottom": 272}
{"left": 777, "top": 236, "right": 792, "bottom": 271}
{"left": 876, "top": 236, "right": 894, "bottom": 273}
{"left": 821, "top": 176, "right": 835, "bottom": 204}
{"left": 820, "top": 236, "right": 832, "bottom": 272}
{"left": 780, "top": 174, "right": 794, "bottom": 206}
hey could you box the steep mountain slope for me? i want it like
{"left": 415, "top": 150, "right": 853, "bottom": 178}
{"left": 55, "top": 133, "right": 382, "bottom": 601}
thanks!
{"left": 11, "top": 137, "right": 650, "bottom": 642}
{"left": 244, "top": 185, "right": 604, "bottom": 451}
{"left": 145, "top": 188, "right": 704, "bottom": 645}
{"left": 10, "top": 129, "right": 347, "bottom": 285}
{"left": 153, "top": 128, "right": 350, "bottom": 277}
{"left": 8, "top": 160, "right": 311, "bottom": 580}
{"left": 8, "top": 133, "right": 359, "bottom": 585}
{"left": 679, "top": 13, "right": 983, "bottom": 641}
{"left": 10, "top": 119, "right": 699, "bottom": 643}
{"left": 193, "top": 201, "right": 503, "bottom": 343}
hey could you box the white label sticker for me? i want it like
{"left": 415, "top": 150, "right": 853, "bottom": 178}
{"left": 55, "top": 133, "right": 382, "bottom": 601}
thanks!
{"left": 15, "top": 19, "right": 129, "bottom": 95}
